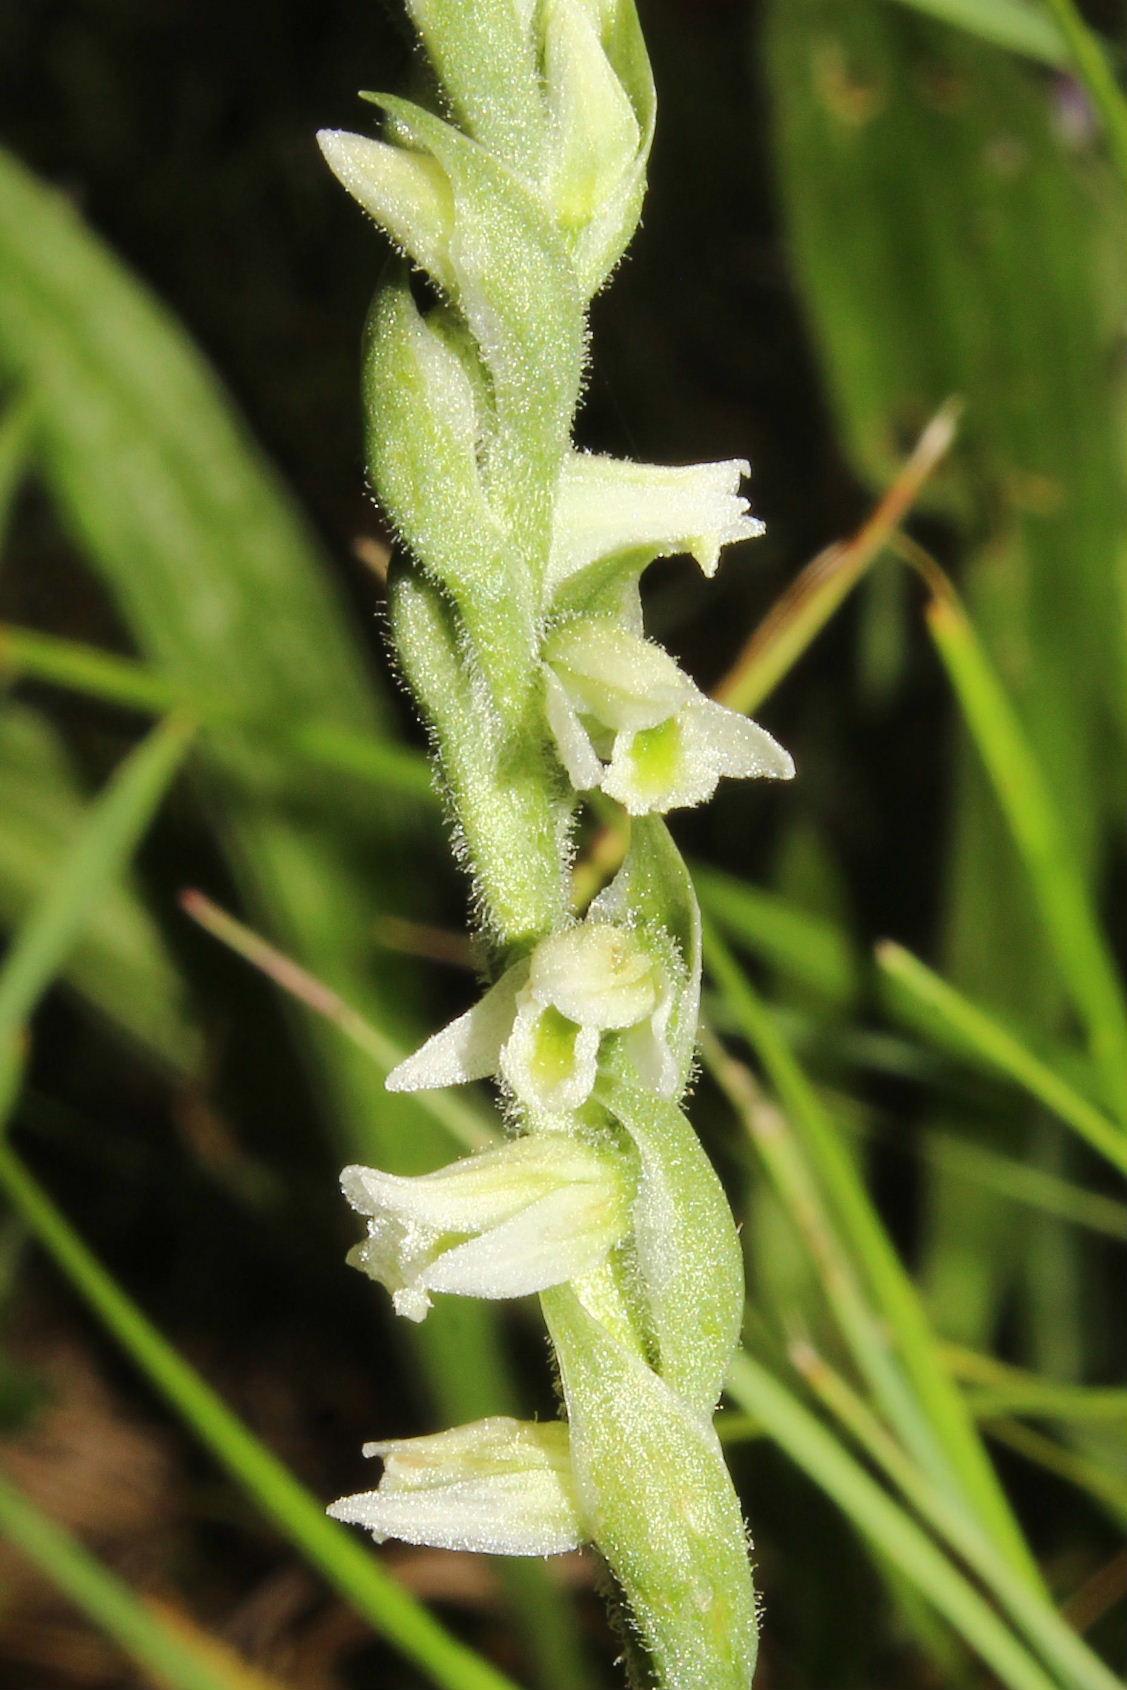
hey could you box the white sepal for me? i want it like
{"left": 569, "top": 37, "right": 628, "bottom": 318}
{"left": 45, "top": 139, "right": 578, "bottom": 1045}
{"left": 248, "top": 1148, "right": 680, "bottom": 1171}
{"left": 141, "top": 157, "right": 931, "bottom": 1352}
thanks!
{"left": 386, "top": 967, "right": 523, "bottom": 1093}
{"left": 544, "top": 619, "right": 692, "bottom": 733}
{"left": 547, "top": 452, "right": 764, "bottom": 598}
{"left": 341, "top": 1134, "right": 633, "bottom": 1320}
{"left": 328, "top": 1417, "right": 584, "bottom": 1556}
{"left": 543, "top": 664, "right": 603, "bottom": 791}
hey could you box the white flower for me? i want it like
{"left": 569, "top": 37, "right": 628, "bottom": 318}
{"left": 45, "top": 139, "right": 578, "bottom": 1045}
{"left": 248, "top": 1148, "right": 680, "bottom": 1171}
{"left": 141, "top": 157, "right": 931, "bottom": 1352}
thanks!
{"left": 386, "top": 920, "right": 677, "bottom": 1111}
{"left": 547, "top": 452, "right": 764, "bottom": 599}
{"left": 328, "top": 1416, "right": 584, "bottom": 1556}
{"left": 543, "top": 618, "right": 794, "bottom": 815}
{"left": 342, "top": 1134, "right": 632, "bottom": 1321}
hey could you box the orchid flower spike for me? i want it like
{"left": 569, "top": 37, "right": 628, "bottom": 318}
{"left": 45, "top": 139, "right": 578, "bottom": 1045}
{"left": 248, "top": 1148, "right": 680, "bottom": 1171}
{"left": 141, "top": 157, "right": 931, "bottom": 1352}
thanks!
{"left": 329, "top": 1416, "right": 584, "bottom": 1556}
{"left": 341, "top": 1133, "right": 633, "bottom": 1321}
{"left": 543, "top": 617, "right": 794, "bottom": 815}
{"left": 387, "top": 918, "right": 679, "bottom": 1112}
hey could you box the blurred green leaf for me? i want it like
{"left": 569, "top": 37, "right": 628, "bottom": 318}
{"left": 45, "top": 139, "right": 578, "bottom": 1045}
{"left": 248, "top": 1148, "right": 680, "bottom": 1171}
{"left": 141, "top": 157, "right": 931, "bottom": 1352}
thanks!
{"left": 0, "top": 703, "right": 201, "bottom": 1074}
{"left": 697, "top": 866, "right": 859, "bottom": 1008}
{"left": 878, "top": 940, "right": 1127, "bottom": 1170}
{"left": 884, "top": 0, "right": 1067, "bottom": 66}
{"left": 0, "top": 394, "right": 33, "bottom": 555}
{"left": 0, "top": 713, "right": 193, "bottom": 1049}
{"left": 726, "top": 1353, "right": 1061, "bottom": 1690}
{"left": 0, "top": 1143, "right": 521, "bottom": 1690}
{"left": 0, "top": 147, "right": 584, "bottom": 1683}
{"left": 926, "top": 593, "right": 1127, "bottom": 1123}
{"left": 0, "top": 1471, "right": 287, "bottom": 1690}
{"left": 704, "top": 921, "right": 1040, "bottom": 1584}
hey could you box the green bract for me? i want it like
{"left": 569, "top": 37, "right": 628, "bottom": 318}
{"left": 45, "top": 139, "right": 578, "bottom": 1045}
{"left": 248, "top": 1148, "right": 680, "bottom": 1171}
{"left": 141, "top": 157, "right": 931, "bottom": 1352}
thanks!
{"left": 320, "top": 4, "right": 793, "bottom": 1685}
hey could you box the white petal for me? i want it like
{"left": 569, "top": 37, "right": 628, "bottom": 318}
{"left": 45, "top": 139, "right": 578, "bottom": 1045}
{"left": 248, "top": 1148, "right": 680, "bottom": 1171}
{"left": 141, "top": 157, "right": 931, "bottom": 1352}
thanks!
{"left": 328, "top": 1417, "right": 583, "bottom": 1556}
{"left": 422, "top": 1178, "right": 630, "bottom": 1299}
{"left": 342, "top": 1134, "right": 619, "bottom": 1234}
{"left": 682, "top": 698, "right": 795, "bottom": 781}
{"left": 602, "top": 715, "right": 715, "bottom": 814}
{"left": 527, "top": 924, "right": 660, "bottom": 1030}
{"left": 500, "top": 997, "right": 601, "bottom": 1113}
{"left": 545, "top": 619, "right": 690, "bottom": 733}
{"left": 385, "top": 967, "right": 522, "bottom": 1092}
{"left": 543, "top": 664, "right": 602, "bottom": 790}
{"left": 547, "top": 452, "right": 764, "bottom": 592}
{"left": 621, "top": 982, "right": 679, "bottom": 1097}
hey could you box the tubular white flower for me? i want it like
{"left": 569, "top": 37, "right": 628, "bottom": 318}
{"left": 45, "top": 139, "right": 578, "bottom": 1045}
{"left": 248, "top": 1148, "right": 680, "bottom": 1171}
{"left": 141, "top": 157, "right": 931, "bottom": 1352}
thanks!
{"left": 328, "top": 1416, "right": 584, "bottom": 1555}
{"left": 386, "top": 919, "right": 677, "bottom": 1111}
{"left": 543, "top": 618, "right": 794, "bottom": 814}
{"left": 342, "top": 1134, "right": 633, "bottom": 1321}
{"left": 547, "top": 452, "right": 764, "bottom": 599}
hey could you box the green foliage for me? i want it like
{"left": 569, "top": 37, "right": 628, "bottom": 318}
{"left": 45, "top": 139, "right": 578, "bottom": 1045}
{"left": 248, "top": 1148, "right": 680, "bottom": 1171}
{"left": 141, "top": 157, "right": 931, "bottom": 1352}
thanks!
{"left": 0, "top": 1, "right": 1122, "bottom": 1687}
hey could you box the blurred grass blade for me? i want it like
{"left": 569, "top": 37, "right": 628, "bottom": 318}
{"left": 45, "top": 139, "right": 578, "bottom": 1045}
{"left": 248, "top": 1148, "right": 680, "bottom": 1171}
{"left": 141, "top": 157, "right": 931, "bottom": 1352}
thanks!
{"left": 0, "top": 1471, "right": 286, "bottom": 1690}
{"left": 0, "top": 714, "right": 194, "bottom": 1044}
{"left": 0, "top": 159, "right": 554, "bottom": 1588}
{"left": 726, "top": 1353, "right": 1059, "bottom": 1690}
{"left": 0, "top": 623, "right": 435, "bottom": 802}
{"left": 704, "top": 920, "right": 1041, "bottom": 1584}
{"left": 791, "top": 1344, "right": 1123, "bottom": 1690}
{"left": 982, "top": 1419, "right": 1127, "bottom": 1528}
{"left": 0, "top": 704, "right": 201, "bottom": 1073}
{"left": 926, "top": 589, "right": 1127, "bottom": 1121}
{"left": 917, "top": 1129, "right": 1127, "bottom": 1240}
{"left": 702, "top": 1027, "right": 943, "bottom": 1474}
{"left": 716, "top": 402, "right": 958, "bottom": 715}
{"left": 179, "top": 889, "right": 494, "bottom": 1154}
{"left": 0, "top": 1142, "right": 521, "bottom": 1690}
{"left": 1039, "top": 0, "right": 1127, "bottom": 183}
{"left": 696, "top": 867, "right": 859, "bottom": 1007}
{"left": 885, "top": 0, "right": 1068, "bottom": 65}
{"left": 0, "top": 394, "right": 34, "bottom": 553}
{"left": 878, "top": 941, "right": 1127, "bottom": 1171}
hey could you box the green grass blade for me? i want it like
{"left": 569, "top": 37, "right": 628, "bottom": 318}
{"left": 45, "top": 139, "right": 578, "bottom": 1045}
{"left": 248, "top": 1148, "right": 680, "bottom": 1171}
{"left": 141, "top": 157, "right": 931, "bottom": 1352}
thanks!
{"left": 878, "top": 941, "right": 1127, "bottom": 1172}
{"left": 0, "top": 623, "right": 435, "bottom": 802}
{"left": 702, "top": 1028, "right": 944, "bottom": 1475}
{"left": 726, "top": 1354, "right": 1059, "bottom": 1690}
{"left": 916, "top": 1129, "right": 1127, "bottom": 1241}
{"left": 792, "top": 1346, "right": 1123, "bottom": 1690}
{"left": 0, "top": 704, "right": 201, "bottom": 1073}
{"left": 0, "top": 393, "right": 34, "bottom": 554}
{"left": 1039, "top": 0, "right": 1127, "bottom": 183}
{"left": 927, "top": 593, "right": 1127, "bottom": 1122}
{"left": 696, "top": 867, "right": 858, "bottom": 1007}
{"left": 983, "top": 1420, "right": 1127, "bottom": 1528}
{"left": 885, "top": 0, "right": 1068, "bottom": 65}
{"left": 0, "top": 715, "right": 194, "bottom": 1043}
{"left": 0, "top": 1471, "right": 285, "bottom": 1690}
{"left": 705, "top": 920, "right": 1042, "bottom": 1585}
{"left": 0, "top": 1142, "right": 520, "bottom": 1690}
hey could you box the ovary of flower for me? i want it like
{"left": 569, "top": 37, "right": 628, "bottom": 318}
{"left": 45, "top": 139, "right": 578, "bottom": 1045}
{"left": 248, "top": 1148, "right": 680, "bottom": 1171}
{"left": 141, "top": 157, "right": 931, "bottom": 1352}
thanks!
{"left": 342, "top": 1133, "right": 633, "bottom": 1322}
{"left": 327, "top": 1416, "right": 584, "bottom": 1556}
{"left": 385, "top": 921, "right": 677, "bottom": 1112}
{"left": 543, "top": 618, "right": 794, "bottom": 815}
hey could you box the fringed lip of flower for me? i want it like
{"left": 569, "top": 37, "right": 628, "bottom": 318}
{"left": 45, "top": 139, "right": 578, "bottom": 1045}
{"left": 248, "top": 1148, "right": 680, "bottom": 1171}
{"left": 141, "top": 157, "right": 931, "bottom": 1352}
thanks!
{"left": 386, "top": 918, "right": 679, "bottom": 1111}
{"left": 542, "top": 617, "right": 795, "bottom": 815}
{"left": 341, "top": 1132, "right": 634, "bottom": 1321}
{"left": 327, "top": 1415, "right": 584, "bottom": 1556}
